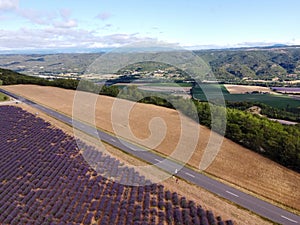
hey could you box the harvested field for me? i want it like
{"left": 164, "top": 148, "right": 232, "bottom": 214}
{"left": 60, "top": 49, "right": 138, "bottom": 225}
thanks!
{"left": 16, "top": 103, "right": 273, "bottom": 225}
{"left": 224, "top": 85, "right": 273, "bottom": 94}
{"left": 2, "top": 84, "right": 300, "bottom": 212}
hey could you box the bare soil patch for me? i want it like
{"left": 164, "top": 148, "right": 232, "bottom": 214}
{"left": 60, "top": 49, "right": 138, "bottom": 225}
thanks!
{"left": 224, "top": 85, "right": 273, "bottom": 94}
{"left": 3, "top": 84, "right": 300, "bottom": 212}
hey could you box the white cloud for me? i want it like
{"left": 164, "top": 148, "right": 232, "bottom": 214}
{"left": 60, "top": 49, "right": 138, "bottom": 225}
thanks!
{"left": 0, "top": 0, "right": 18, "bottom": 11}
{"left": 0, "top": 27, "right": 156, "bottom": 51}
{"left": 17, "top": 7, "right": 77, "bottom": 29}
{"left": 53, "top": 19, "right": 77, "bottom": 29}
{"left": 0, "top": 5, "right": 155, "bottom": 52}
{"left": 234, "top": 41, "right": 278, "bottom": 47}
{"left": 53, "top": 9, "right": 77, "bottom": 28}
{"left": 18, "top": 8, "right": 55, "bottom": 25}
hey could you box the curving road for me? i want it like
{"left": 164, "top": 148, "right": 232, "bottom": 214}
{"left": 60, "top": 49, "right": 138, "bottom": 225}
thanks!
{"left": 1, "top": 88, "right": 299, "bottom": 225}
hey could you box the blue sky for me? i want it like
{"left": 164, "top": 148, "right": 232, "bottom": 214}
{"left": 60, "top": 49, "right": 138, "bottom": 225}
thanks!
{"left": 0, "top": 0, "right": 300, "bottom": 52}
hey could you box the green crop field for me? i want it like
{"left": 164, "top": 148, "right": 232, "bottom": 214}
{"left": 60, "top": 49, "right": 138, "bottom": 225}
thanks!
{"left": 224, "top": 94, "right": 300, "bottom": 109}
{"left": 192, "top": 84, "right": 300, "bottom": 109}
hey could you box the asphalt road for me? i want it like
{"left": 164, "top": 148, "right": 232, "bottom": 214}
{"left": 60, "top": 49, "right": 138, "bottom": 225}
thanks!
{"left": 1, "top": 88, "right": 299, "bottom": 225}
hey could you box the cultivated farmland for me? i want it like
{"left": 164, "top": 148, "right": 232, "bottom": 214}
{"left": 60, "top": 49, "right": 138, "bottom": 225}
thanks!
{"left": 0, "top": 105, "right": 233, "bottom": 225}
{"left": 224, "top": 85, "right": 273, "bottom": 94}
{"left": 272, "top": 87, "right": 300, "bottom": 94}
{"left": 2, "top": 85, "right": 300, "bottom": 212}
{"left": 192, "top": 84, "right": 300, "bottom": 109}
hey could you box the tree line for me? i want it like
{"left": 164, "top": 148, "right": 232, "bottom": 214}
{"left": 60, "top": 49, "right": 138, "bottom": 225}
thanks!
{"left": 226, "top": 101, "right": 300, "bottom": 122}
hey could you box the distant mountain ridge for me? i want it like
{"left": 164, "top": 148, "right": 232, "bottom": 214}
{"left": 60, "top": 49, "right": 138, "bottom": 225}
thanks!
{"left": 194, "top": 46, "right": 300, "bottom": 82}
{"left": 1, "top": 45, "right": 300, "bottom": 82}
{"left": 0, "top": 44, "right": 299, "bottom": 54}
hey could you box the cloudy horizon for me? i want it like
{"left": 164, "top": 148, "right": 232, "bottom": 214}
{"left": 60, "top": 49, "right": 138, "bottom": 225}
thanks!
{"left": 0, "top": 0, "right": 299, "bottom": 53}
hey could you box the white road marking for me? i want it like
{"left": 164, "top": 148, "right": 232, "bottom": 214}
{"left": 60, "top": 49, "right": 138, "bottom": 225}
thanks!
{"left": 281, "top": 215, "right": 298, "bottom": 223}
{"left": 110, "top": 138, "right": 116, "bottom": 143}
{"left": 154, "top": 159, "right": 161, "bottom": 163}
{"left": 226, "top": 191, "right": 239, "bottom": 197}
{"left": 185, "top": 172, "right": 195, "bottom": 178}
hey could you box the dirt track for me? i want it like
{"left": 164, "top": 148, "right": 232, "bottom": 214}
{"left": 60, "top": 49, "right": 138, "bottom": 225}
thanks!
{"left": 3, "top": 84, "right": 300, "bottom": 211}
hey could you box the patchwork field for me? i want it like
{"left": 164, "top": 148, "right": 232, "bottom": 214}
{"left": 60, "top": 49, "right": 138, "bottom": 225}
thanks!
{"left": 2, "top": 84, "right": 300, "bottom": 213}
{"left": 193, "top": 84, "right": 300, "bottom": 109}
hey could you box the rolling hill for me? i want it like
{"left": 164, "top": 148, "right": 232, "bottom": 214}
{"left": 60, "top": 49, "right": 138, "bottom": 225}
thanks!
{"left": 195, "top": 46, "right": 300, "bottom": 82}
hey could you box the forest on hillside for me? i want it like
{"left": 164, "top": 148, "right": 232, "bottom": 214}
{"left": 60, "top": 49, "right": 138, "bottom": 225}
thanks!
{"left": 195, "top": 47, "right": 300, "bottom": 82}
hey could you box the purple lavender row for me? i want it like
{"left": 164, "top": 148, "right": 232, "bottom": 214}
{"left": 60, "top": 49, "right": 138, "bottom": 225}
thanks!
{"left": 0, "top": 105, "right": 233, "bottom": 225}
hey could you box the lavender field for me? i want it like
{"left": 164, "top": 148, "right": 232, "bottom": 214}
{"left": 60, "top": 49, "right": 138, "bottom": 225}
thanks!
{"left": 0, "top": 105, "right": 233, "bottom": 225}
{"left": 272, "top": 87, "right": 300, "bottom": 93}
